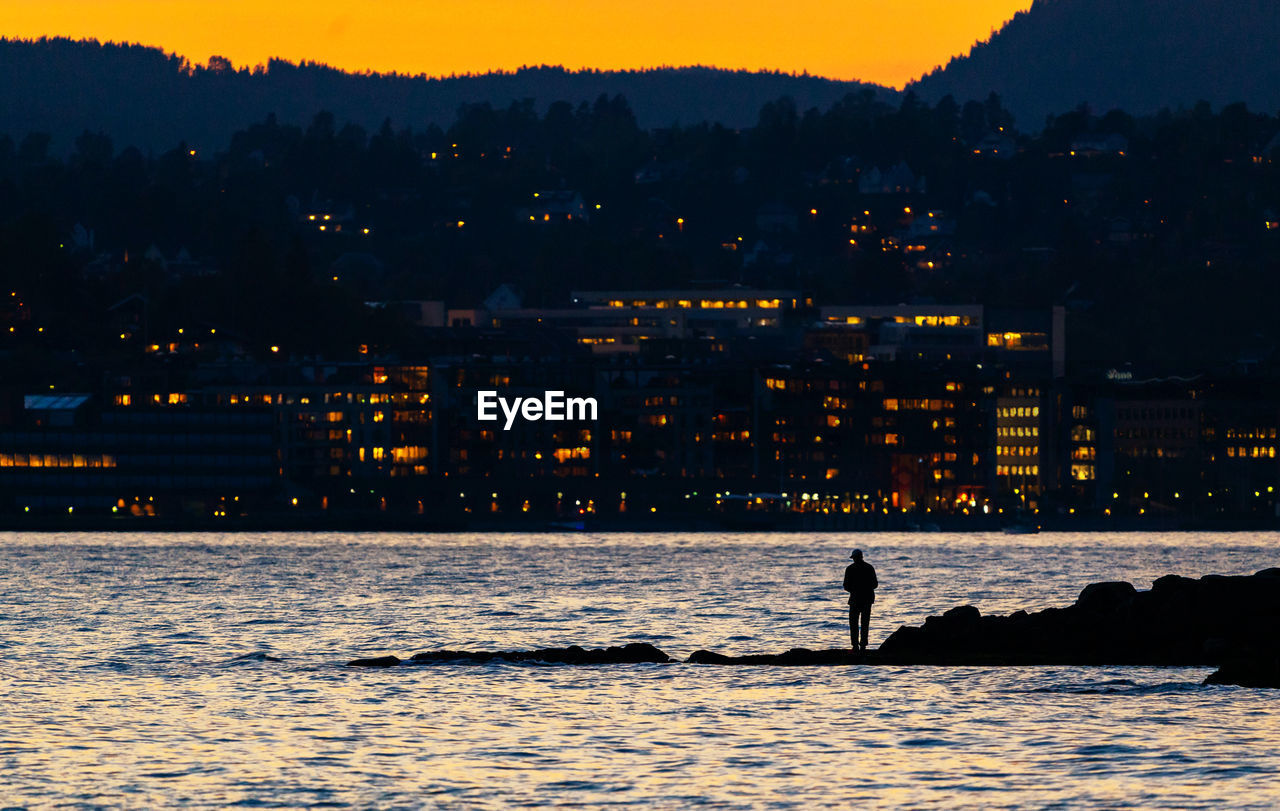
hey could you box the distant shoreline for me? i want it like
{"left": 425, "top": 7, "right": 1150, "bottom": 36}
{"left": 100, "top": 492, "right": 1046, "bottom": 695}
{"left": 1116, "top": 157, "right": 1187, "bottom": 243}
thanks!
{"left": 1, "top": 515, "right": 1277, "bottom": 534}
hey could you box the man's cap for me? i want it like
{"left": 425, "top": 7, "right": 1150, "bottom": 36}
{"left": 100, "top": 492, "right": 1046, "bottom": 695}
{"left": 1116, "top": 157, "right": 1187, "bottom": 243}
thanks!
{"left": 850, "top": 548, "right": 863, "bottom": 560}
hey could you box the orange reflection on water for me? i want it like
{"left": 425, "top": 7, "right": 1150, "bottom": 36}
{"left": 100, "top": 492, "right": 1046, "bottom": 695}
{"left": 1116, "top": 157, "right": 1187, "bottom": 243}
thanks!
{"left": 3, "top": 530, "right": 1279, "bottom": 805}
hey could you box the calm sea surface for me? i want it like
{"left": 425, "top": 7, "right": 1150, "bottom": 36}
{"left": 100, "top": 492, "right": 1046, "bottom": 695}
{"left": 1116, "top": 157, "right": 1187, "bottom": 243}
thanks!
{"left": 1, "top": 531, "right": 1278, "bottom": 808}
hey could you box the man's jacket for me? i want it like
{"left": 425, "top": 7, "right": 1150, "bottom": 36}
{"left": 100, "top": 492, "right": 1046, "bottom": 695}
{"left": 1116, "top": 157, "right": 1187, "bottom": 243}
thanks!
{"left": 843, "top": 561, "right": 878, "bottom": 605}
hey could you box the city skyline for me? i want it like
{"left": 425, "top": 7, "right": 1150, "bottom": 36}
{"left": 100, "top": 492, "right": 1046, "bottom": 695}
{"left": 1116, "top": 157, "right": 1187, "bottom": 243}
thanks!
{"left": 0, "top": 0, "right": 1034, "bottom": 88}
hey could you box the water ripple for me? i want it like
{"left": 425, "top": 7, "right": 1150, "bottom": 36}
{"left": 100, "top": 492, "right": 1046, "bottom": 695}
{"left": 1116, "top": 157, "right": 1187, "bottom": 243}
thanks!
{"left": 0, "top": 530, "right": 1278, "bottom": 807}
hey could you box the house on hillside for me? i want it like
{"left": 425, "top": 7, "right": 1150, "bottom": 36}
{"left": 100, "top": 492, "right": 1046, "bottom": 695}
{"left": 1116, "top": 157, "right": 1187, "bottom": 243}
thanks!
{"left": 1260, "top": 132, "right": 1280, "bottom": 164}
{"left": 756, "top": 203, "right": 799, "bottom": 233}
{"left": 858, "top": 162, "right": 926, "bottom": 194}
{"left": 483, "top": 284, "right": 523, "bottom": 312}
{"left": 521, "top": 191, "right": 590, "bottom": 224}
{"left": 972, "top": 135, "right": 1017, "bottom": 159}
{"left": 634, "top": 158, "right": 690, "bottom": 185}
{"left": 1070, "top": 134, "right": 1128, "bottom": 157}
{"left": 904, "top": 210, "right": 956, "bottom": 240}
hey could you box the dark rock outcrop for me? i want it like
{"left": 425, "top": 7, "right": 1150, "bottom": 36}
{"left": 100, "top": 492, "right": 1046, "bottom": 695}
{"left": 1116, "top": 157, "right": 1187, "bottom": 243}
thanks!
{"left": 348, "top": 569, "right": 1279, "bottom": 672}
{"left": 1076, "top": 581, "right": 1138, "bottom": 613}
{"left": 876, "top": 569, "right": 1280, "bottom": 666}
{"left": 1204, "top": 655, "right": 1280, "bottom": 688}
{"left": 348, "top": 643, "right": 673, "bottom": 667}
{"left": 348, "top": 655, "right": 403, "bottom": 667}
{"left": 687, "top": 648, "right": 861, "bottom": 666}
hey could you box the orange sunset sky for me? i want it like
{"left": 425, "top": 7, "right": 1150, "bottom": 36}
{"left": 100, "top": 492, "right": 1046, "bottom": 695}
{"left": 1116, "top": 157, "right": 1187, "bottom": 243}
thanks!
{"left": 1, "top": 0, "right": 1033, "bottom": 88}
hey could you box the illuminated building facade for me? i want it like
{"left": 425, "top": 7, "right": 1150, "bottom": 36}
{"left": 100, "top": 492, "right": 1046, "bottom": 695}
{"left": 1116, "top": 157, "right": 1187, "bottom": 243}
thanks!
{"left": 995, "top": 387, "right": 1044, "bottom": 508}
{"left": 818, "top": 304, "right": 1065, "bottom": 377}
{"left": 758, "top": 365, "right": 993, "bottom": 515}
{"left": 0, "top": 393, "right": 276, "bottom": 515}
{"left": 6, "top": 284, "right": 1280, "bottom": 526}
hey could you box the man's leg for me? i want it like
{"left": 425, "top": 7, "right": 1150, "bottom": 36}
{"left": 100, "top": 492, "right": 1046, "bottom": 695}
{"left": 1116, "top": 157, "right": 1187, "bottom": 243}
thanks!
{"left": 849, "top": 604, "right": 858, "bottom": 649}
{"left": 858, "top": 604, "right": 871, "bottom": 651}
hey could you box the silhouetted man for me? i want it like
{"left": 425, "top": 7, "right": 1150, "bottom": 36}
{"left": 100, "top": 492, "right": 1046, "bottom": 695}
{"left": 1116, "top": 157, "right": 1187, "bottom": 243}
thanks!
{"left": 843, "top": 549, "right": 878, "bottom": 652}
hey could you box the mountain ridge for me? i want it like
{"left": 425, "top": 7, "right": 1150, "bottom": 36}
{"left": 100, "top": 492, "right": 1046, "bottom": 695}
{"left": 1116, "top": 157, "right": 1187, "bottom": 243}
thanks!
{"left": 0, "top": 37, "right": 893, "bottom": 152}
{"left": 6, "top": 0, "right": 1280, "bottom": 156}
{"left": 909, "top": 0, "right": 1280, "bottom": 126}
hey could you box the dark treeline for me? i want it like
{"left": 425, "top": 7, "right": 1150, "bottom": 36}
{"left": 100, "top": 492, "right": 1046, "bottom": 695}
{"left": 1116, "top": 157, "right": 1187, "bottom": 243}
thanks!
{"left": 0, "top": 37, "right": 887, "bottom": 152}
{"left": 2, "top": 90, "right": 1280, "bottom": 388}
{"left": 914, "top": 0, "right": 1280, "bottom": 126}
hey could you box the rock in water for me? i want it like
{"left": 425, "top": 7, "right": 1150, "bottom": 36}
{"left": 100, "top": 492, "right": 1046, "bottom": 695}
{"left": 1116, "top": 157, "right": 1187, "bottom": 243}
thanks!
{"left": 344, "top": 570, "right": 1280, "bottom": 670}
{"left": 1075, "top": 581, "right": 1137, "bottom": 613}
{"left": 406, "top": 642, "right": 674, "bottom": 665}
{"left": 877, "top": 569, "right": 1280, "bottom": 666}
{"left": 686, "top": 648, "right": 862, "bottom": 665}
{"left": 347, "top": 655, "right": 403, "bottom": 667}
{"left": 1204, "top": 656, "right": 1280, "bottom": 688}
{"left": 686, "top": 649, "right": 733, "bottom": 665}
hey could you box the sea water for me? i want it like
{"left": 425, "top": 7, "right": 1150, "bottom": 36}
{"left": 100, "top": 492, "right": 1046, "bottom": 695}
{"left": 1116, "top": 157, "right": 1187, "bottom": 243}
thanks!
{"left": 1, "top": 531, "right": 1277, "bottom": 808}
